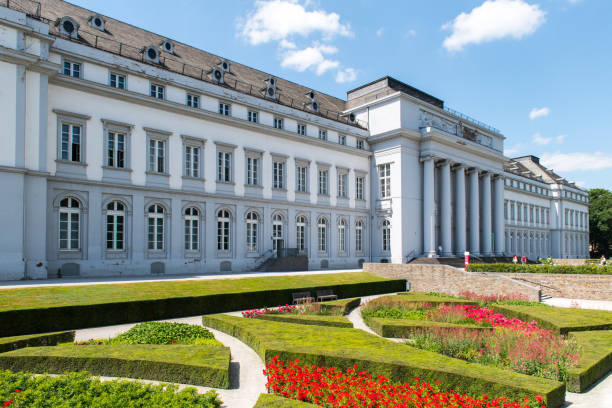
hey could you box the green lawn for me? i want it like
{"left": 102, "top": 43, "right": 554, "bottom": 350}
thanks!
{"left": 202, "top": 314, "right": 565, "bottom": 408}
{"left": 259, "top": 314, "right": 353, "bottom": 328}
{"left": 567, "top": 330, "right": 612, "bottom": 392}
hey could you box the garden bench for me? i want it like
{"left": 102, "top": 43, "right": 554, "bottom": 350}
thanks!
{"left": 292, "top": 291, "right": 314, "bottom": 304}
{"left": 316, "top": 289, "right": 338, "bottom": 302}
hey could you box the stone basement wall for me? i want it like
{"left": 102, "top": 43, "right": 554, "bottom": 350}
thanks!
{"left": 363, "top": 263, "right": 541, "bottom": 302}
{"left": 498, "top": 273, "right": 612, "bottom": 301}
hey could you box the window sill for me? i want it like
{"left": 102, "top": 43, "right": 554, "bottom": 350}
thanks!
{"left": 56, "top": 159, "right": 87, "bottom": 167}
{"left": 244, "top": 184, "right": 263, "bottom": 189}
{"left": 103, "top": 166, "right": 132, "bottom": 172}
{"left": 272, "top": 187, "right": 287, "bottom": 192}
{"left": 295, "top": 190, "right": 309, "bottom": 194}
{"left": 183, "top": 175, "right": 205, "bottom": 181}
{"left": 145, "top": 171, "right": 169, "bottom": 177}
{"left": 216, "top": 181, "right": 235, "bottom": 185}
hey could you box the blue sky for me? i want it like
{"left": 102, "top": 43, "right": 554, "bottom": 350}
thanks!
{"left": 70, "top": 0, "right": 612, "bottom": 190}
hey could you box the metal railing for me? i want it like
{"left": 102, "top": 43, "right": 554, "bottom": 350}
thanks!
{"left": 443, "top": 106, "right": 501, "bottom": 135}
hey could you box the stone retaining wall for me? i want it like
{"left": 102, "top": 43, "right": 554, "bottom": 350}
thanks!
{"left": 499, "top": 273, "right": 612, "bottom": 301}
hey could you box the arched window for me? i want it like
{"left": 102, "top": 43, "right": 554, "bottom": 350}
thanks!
{"left": 147, "top": 204, "right": 164, "bottom": 250}
{"left": 318, "top": 217, "right": 327, "bottom": 252}
{"left": 382, "top": 219, "right": 391, "bottom": 252}
{"left": 355, "top": 220, "right": 363, "bottom": 252}
{"left": 338, "top": 219, "right": 346, "bottom": 253}
{"left": 59, "top": 197, "right": 80, "bottom": 250}
{"left": 184, "top": 207, "right": 199, "bottom": 251}
{"left": 217, "top": 209, "right": 231, "bottom": 251}
{"left": 296, "top": 216, "right": 306, "bottom": 253}
{"left": 272, "top": 214, "right": 283, "bottom": 251}
{"left": 106, "top": 201, "right": 125, "bottom": 250}
{"left": 246, "top": 211, "right": 258, "bottom": 252}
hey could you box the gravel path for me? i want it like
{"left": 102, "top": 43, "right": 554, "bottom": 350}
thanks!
{"left": 543, "top": 297, "right": 612, "bottom": 311}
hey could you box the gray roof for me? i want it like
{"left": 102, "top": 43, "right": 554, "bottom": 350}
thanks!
{"left": 506, "top": 155, "right": 582, "bottom": 190}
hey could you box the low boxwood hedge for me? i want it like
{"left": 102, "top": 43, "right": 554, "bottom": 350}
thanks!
{"left": 202, "top": 314, "right": 565, "bottom": 408}
{"left": 254, "top": 393, "right": 318, "bottom": 407}
{"left": 0, "top": 343, "right": 231, "bottom": 388}
{"left": 395, "top": 293, "right": 478, "bottom": 306}
{"left": 492, "top": 304, "right": 612, "bottom": 334}
{"left": 0, "top": 273, "right": 403, "bottom": 336}
{"left": 566, "top": 330, "right": 612, "bottom": 392}
{"left": 365, "top": 318, "right": 492, "bottom": 338}
{"left": 318, "top": 297, "right": 361, "bottom": 314}
{"left": 259, "top": 314, "right": 352, "bottom": 328}
{"left": 467, "top": 263, "right": 612, "bottom": 275}
{"left": 0, "top": 331, "right": 75, "bottom": 353}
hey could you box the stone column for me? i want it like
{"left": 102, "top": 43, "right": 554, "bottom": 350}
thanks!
{"left": 440, "top": 161, "right": 452, "bottom": 256}
{"left": 468, "top": 169, "right": 480, "bottom": 255}
{"left": 493, "top": 175, "right": 505, "bottom": 255}
{"left": 454, "top": 165, "right": 466, "bottom": 255}
{"left": 423, "top": 157, "right": 436, "bottom": 257}
{"left": 481, "top": 172, "right": 492, "bottom": 256}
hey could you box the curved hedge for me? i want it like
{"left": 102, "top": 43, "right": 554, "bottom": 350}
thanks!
{"left": 567, "top": 330, "right": 612, "bottom": 392}
{"left": 467, "top": 263, "right": 612, "bottom": 275}
{"left": 254, "top": 394, "right": 317, "bottom": 407}
{"left": 259, "top": 314, "right": 352, "bottom": 328}
{"left": 0, "top": 331, "right": 75, "bottom": 353}
{"left": 365, "top": 318, "right": 492, "bottom": 338}
{"left": 318, "top": 297, "right": 361, "bottom": 314}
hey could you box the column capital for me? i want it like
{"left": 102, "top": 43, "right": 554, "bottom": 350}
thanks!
{"left": 465, "top": 167, "right": 479, "bottom": 175}
{"left": 435, "top": 159, "right": 452, "bottom": 168}
{"left": 419, "top": 154, "right": 437, "bottom": 163}
{"left": 452, "top": 163, "right": 466, "bottom": 171}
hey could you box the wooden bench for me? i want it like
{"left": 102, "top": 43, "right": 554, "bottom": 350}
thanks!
{"left": 292, "top": 291, "right": 314, "bottom": 304}
{"left": 316, "top": 289, "right": 338, "bottom": 302}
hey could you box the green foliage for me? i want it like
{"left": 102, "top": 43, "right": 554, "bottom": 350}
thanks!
{"left": 259, "top": 314, "right": 353, "bottom": 328}
{"left": 0, "top": 344, "right": 231, "bottom": 388}
{"left": 366, "top": 318, "right": 491, "bottom": 338}
{"left": 567, "top": 330, "right": 612, "bottom": 392}
{"left": 538, "top": 257, "right": 555, "bottom": 265}
{"left": 467, "top": 263, "right": 612, "bottom": 275}
{"left": 202, "top": 314, "right": 565, "bottom": 408}
{"left": 589, "top": 188, "right": 612, "bottom": 257}
{"left": 0, "top": 370, "right": 221, "bottom": 407}
{"left": 112, "top": 322, "right": 214, "bottom": 345}
{"left": 254, "top": 393, "right": 318, "bottom": 407}
{"left": 0, "top": 332, "right": 75, "bottom": 353}
{"left": 316, "top": 298, "right": 361, "bottom": 315}
{"left": 0, "top": 273, "right": 404, "bottom": 337}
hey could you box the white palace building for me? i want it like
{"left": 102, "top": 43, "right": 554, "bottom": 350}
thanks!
{"left": 0, "top": 0, "right": 590, "bottom": 280}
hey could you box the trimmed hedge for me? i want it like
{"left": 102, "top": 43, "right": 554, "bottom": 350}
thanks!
{"left": 318, "top": 297, "right": 361, "bottom": 314}
{"left": 0, "top": 344, "right": 231, "bottom": 388}
{"left": 0, "top": 273, "right": 404, "bottom": 336}
{"left": 259, "top": 314, "right": 353, "bottom": 328}
{"left": 467, "top": 263, "right": 612, "bottom": 275}
{"left": 0, "top": 331, "right": 75, "bottom": 353}
{"left": 395, "top": 293, "right": 478, "bottom": 306}
{"left": 492, "top": 304, "right": 612, "bottom": 334}
{"left": 365, "top": 318, "right": 492, "bottom": 338}
{"left": 254, "top": 394, "right": 318, "bottom": 407}
{"left": 567, "top": 330, "right": 612, "bottom": 392}
{"left": 202, "top": 314, "right": 565, "bottom": 408}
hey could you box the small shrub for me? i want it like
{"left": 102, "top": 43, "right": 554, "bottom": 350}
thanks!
{"left": 112, "top": 322, "right": 214, "bottom": 345}
{"left": 539, "top": 257, "right": 555, "bottom": 265}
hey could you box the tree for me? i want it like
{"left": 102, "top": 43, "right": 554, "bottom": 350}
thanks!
{"left": 588, "top": 188, "right": 612, "bottom": 257}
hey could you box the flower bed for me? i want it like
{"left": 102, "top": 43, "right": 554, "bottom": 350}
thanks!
{"left": 264, "top": 356, "right": 547, "bottom": 408}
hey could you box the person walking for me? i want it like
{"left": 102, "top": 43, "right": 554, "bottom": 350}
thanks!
{"left": 600, "top": 255, "right": 607, "bottom": 266}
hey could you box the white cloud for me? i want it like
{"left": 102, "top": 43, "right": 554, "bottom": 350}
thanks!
{"left": 540, "top": 151, "right": 612, "bottom": 172}
{"left": 442, "top": 0, "right": 546, "bottom": 52}
{"left": 504, "top": 143, "right": 525, "bottom": 157}
{"left": 555, "top": 134, "right": 566, "bottom": 143}
{"left": 405, "top": 29, "right": 417, "bottom": 37}
{"left": 575, "top": 181, "right": 586, "bottom": 187}
{"left": 529, "top": 106, "right": 550, "bottom": 119}
{"left": 531, "top": 132, "right": 566, "bottom": 145}
{"left": 336, "top": 67, "right": 357, "bottom": 83}
{"left": 279, "top": 39, "right": 297, "bottom": 49}
{"left": 280, "top": 43, "right": 339, "bottom": 74}
{"left": 239, "top": 0, "right": 352, "bottom": 45}
{"left": 376, "top": 27, "right": 384, "bottom": 37}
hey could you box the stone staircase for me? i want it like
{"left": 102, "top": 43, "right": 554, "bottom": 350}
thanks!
{"left": 253, "top": 255, "right": 309, "bottom": 272}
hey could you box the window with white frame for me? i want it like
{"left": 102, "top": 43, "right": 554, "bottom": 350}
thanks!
{"left": 382, "top": 219, "right": 391, "bottom": 252}
{"left": 273, "top": 117, "right": 284, "bottom": 129}
{"left": 187, "top": 94, "right": 199, "bottom": 108}
{"left": 318, "top": 129, "right": 327, "bottom": 140}
{"left": 356, "top": 176, "right": 364, "bottom": 200}
{"left": 63, "top": 60, "right": 81, "bottom": 78}
{"left": 317, "top": 217, "right": 327, "bottom": 252}
{"left": 106, "top": 201, "right": 125, "bottom": 251}
{"left": 511, "top": 202, "right": 515, "bottom": 221}
{"left": 338, "top": 134, "right": 346, "bottom": 145}
{"left": 217, "top": 151, "right": 232, "bottom": 182}
{"left": 246, "top": 211, "right": 258, "bottom": 252}
{"left": 107, "top": 131, "right": 125, "bottom": 168}
{"left": 378, "top": 163, "right": 391, "bottom": 198}
{"left": 337, "top": 172, "right": 347, "bottom": 198}
{"left": 273, "top": 161, "right": 285, "bottom": 189}
{"left": 147, "top": 204, "right": 164, "bottom": 251}
{"left": 150, "top": 83, "right": 164, "bottom": 99}
{"left": 296, "top": 164, "right": 308, "bottom": 192}
{"left": 59, "top": 197, "right": 80, "bottom": 250}
{"left": 297, "top": 123, "right": 306, "bottom": 135}
{"left": 272, "top": 214, "right": 283, "bottom": 251}
{"left": 504, "top": 201, "right": 508, "bottom": 220}
{"left": 296, "top": 215, "right": 306, "bottom": 252}
{"left": 184, "top": 144, "right": 200, "bottom": 178}
{"left": 60, "top": 123, "right": 82, "bottom": 162}
{"left": 184, "top": 207, "right": 199, "bottom": 251}
{"left": 338, "top": 219, "right": 346, "bottom": 253}
{"left": 318, "top": 168, "right": 328, "bottom": 195}
{"left": 356, "top": 139, "right": 364, "bottom": 150}
{"left": 247, "top": 110, "right": 258, "bottom": 123}
{"left": 246, "top": 155, "right": 259, "bottom": 186}
{"left": 109, "top": 72, "right": 125, "bottom": 89}
{"left": 148, "top": 138, "right": 166, "bottom": 173}
{"left": 217, "top": 209, "right": 231, "bottom": 251}
{"left": 355, "top": 220, "right": 363, "bottom": 252}
{"left": 218, "top": 102, "right": 230, "bottom": 116}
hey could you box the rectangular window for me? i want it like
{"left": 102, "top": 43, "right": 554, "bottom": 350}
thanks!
{"left": 60, "top": 123, "right": 81, "bottom": 162}
{"left": 217, "top": 151, "right": 232, "bottom": 182}
{"left": 247, "top": 156, "right": 259, "bottom": 185}
{"left": 338, "top": 134, "right": 346, "bottom": 145}
{"left": 318, "top": 169, "right": 328, "bottom": 195}
{"left": 546, "top": 209, "right": 550, "bottom": 225}
{"left": 337, "top": 173, "right": 347, "bottom": 198}
{"left": 565, "top": 209, "right": 569, "bottom": 226}
{"left": 187, "top": 94, "right": 200, "bottom": 108}
{"left": 150, "top": 84, "right": 164, "bottom": 99}
{"left": 530, "top": 206, "right": 534, "bottom": 223}
{"left": 357, "top": 139, "right": 364, "bottom": 150}
{"left": 318, "top": 129, "right": 327, "bottom": 140}
{"left": 356, "top": 224, "right": 363, "bottom": 252}
{"left": 273, "top": 117, "right": 284, "bottom": 129}
{"left": 510, "top": 202, "right": 515, "bottom": 221}
{"left": 517, "top": 203, "right": 522, "bottom": 222}
{"left": 148, "top": 139, "right": 165, "bottom": 173}
{"left": 107, "top": 132, "right": 125, "bottom": 168}
{"left": 504, "top": 201, "right": 508, "bottom": 220}
{"left": 536, "top": 207, "right": 540, "bottom": 224}
{"left": 356, "top": 176, "right": 364, "bottom": 200}
{"left": 379, "top": 163, "right": 391, "bottom": 198}
{"left": 273, "top": 161, "right": 285, "bottom": 189}
{"left": 247, "top": 110, "right": 258, "bottom": 123}
{"left": 109, "top": 73, "right": 125, "bottom": 89}
{"left": 184, "top": 145, "right": 200, "bottom": 178}
{"left": 63, "top": 61, "right": 81, "bottom": 78}
{"left": 296, "top": 165, "right": 307, "bottom": 192}
{"left": 218, "top": 102, "right": 230, "bottom": 116}
{"left": 297, "top": 123, "right": 306, "bottom": 135}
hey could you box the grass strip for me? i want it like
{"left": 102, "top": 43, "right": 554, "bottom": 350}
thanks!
{"left": 254, "top": 393, "right": 318, "bottom": 407}
{"left": 0, "top": 272, "right": 403, "bottom": 336}
{"left": 566, "top": 330, "right": 612, "bottom": 392}
{"left": 0, "top": 344, "right": 231, "bottom": 388}
{"left": 492, "top": 304, "right": 612, "bottom": 334}
{"left": 365, "top": 318, "right": 492, "bottom": 338}
{"left": 0, "top": 331, "right": 75, "bottom": 353}
{"left": 467, "top": 263, "right": 612, "bottom": 275}
{"left": 202, "top": 314, "right": 565, "bottom": 408}
{"left": 259, "top": 314, "right": 353, "bottom": 328}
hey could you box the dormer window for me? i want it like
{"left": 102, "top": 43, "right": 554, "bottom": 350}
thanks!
{"left": 161, "top": 40, "right": 174, "bottom": 54}
{"left": 57, "top": 16, "right": 79, "bottom": 39}
{"left": 88, "top": 14, "right": 105, "bottom": 31}
{"left": 143, "top": 46, "right": 160, "bottom": 64}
